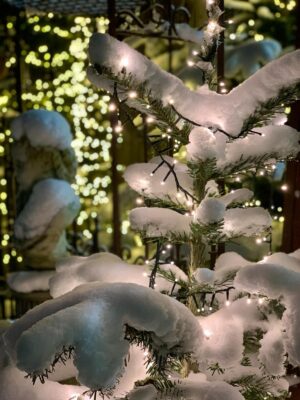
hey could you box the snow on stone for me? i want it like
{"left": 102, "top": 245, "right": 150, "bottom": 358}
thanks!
{"left": 219, "top": 188, "right": 253, "bottom": 207}
{"left": 258, "top": 321, "right": 286, "bottom": 376}
{"left": 50, "top": 252, "right": 187, "bottom": 298}
{"left": 124, "top": 161, "right": 193, "bottom": 205}
{"left": 88, "top": 33, "right": 300, "bottom": 136}
{"left": 223, "top": 207, "right": 272, "bottom": 238}
{"left": 14, "top": 178, "right": 80, "bottom": 240}
{"left": 4, "top": 282, "right": 203, "bottom": 391}
{"left": 129, "top": 207, "right": 191, "bottom": 238}
{"left": 234, "top": 263, "right": 300, "bottom": 366}
{"left": 11, "top": 109, "right": 72, "bottom": 150}
{"left": 218, "top": 125, "right": 300, "bottom": 169}
{"left": 194, "top": 198, "right": 226, "bottom": 225}
{"left": 0, "top": 366, "right": 85, "bottom": 400}
{"left": 7, "top": 271, "right": 54, "bottom": 293}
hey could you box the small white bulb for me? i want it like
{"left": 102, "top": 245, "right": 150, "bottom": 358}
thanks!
{"left": 225, "top": 300, "right": 230, "bottom": 307}
{"left": 120, "top": 56, "right": 129, "bottom": 68}
{"left": 114, "top": 125, "right": 123, "bottom": 134}
{"left": 204, "top": 329, "right": 212, "bottom": 338}
{"left": 108, "top": 102, "right": 117, "bottom": 112}
{"left": 128, "top": 91, "right": 137, "bottom": 99}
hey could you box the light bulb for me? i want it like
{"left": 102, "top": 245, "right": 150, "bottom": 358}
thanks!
{"left": 204, "top": 329, "right": 212, "bottom": 338}
{"left": 108, "top": 102, "right": 117, "bottom": 112}
{"left": 120, "top": 56, "right": 128, "bottom": 68}
{"left": 128, "top": 91, "right": 137, "bottom": 99}
{"left": 225, "top": 300, "right": 230, "bottom": 307}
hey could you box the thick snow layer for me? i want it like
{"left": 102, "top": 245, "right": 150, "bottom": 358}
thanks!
{"left": 198, "top": 298, "right": 266, "bottom": 369}
{"left": 4, "top": 282, "right": 203, "bottom": 390}
{"left": 258, "top": 321, "right": 286, "bottom": 376}
{"left": 223, "top": 207, "right": 272, "bottom": 237}
{"left": 11, "top": 109, "right": 72, "bottom": 150}
{"left": 214, "top": 251, "right": 253, "bottom": 280}
{"left": 219, "top": 188, "right": 253, "bottom": 207}
{"left": 0, "top": 366, "right": 85, "bottom": 400}
{"left": 187, "top": 127, "right": 226, "bottom": 162}
{"left": 124, "top": 161, "right": 193, "bottom": 205}
{"left": 260, "top": 252, "right": 300, "bottom": 273}
{"left": 7, "top": 271, "right": 53, "bottom": 293}
{"left": 235, "top": 263, "right": 300, "bottom": 366}
{"left": 290, "top": 248, "right": 300, "bottom": 260}
{"left": 88, "top": 33, "right": 300, "bottom": 136}
{"left": 129, "top": 207, "right": 191, "bottom": 238}
{"left": 199, "top": 311, "right": 244, "bottom": 368}
{"left": 14, "top": 178, "right": 80, "bottom": 240}
{"left": 116, "top": 379, "right": 245, "bottom": 400}
{"left": 130, "top": 206, "right": 271, "bottom": 239}
{"left": 194, "top": 198, "right": 226, "bottom": 225}
{"left": 218, "top": 125, "right": 300, "bottom": 169}
{"left": 50, "top": 252, "right": 187, "bottom": 298}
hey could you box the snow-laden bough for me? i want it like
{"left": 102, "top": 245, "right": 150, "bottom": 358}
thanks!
{"left": 4, "top": 282, "right": 203, "bottom": 392}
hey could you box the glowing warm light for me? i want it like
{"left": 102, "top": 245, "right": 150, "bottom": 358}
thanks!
{"left": 204, "top": 329, "right": 212, "bottom": 338}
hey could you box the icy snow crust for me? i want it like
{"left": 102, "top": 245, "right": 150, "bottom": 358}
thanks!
{"left": 88, "top": 33, "right": 300, "bottom": 136}
{"left": 14, "top": 178, "right": 80, "bottom": 240}
{"left": 11, "top": 109, "right": 72, "bottom": 150}
{"left": 4, "top": 282, "right": 203, "bottom": 390}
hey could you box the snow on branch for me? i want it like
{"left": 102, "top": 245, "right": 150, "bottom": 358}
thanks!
{"left": 88, "top": 33, "right": 300, "bottom": 136}
{"left": 130, "top": 206, "right": 271, "bottom": 241}
{"left": 50, "top": 252, "right": 187, "bottom": 298}
{"left": 124, "top": 159, "right": 194, "bottom": 206}
{"left": 235, "top": 264, "right": 300, "bottom": 367}
{"left": 4, "top": 283, "right": 203, "bottom": 394}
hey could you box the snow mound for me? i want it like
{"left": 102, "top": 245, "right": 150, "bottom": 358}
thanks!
{"left": 7, "top": 271, "right": 53, "bottom": 293}
{"left": 4, "top": 282, "right": 203, "bottom": 391}
{"left": 50, "top": 252, "right": 187, "bottom": 298}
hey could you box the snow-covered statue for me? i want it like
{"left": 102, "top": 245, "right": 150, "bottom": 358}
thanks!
{"left": 11, "top": 109, "right": 80, "bottom": 269}
{"left": 2, "top": 2, "right": 300, "bottom": 400}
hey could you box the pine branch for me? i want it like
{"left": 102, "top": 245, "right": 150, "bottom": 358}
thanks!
{"left": 92, "top": 64, "right": 192, "bottom": 145}
{"left": 241, "top": 82, "right": 300, "bottom": 135}
{"left": 231, "top": 375, "right": 288, "bottom": 400}
{"left": 124, "top": 324, "right": 192, "bottom": 387}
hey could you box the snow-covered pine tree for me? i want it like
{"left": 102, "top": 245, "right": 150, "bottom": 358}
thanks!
{"left": 1, "top": 2, "right": 300, "bottom": 400}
